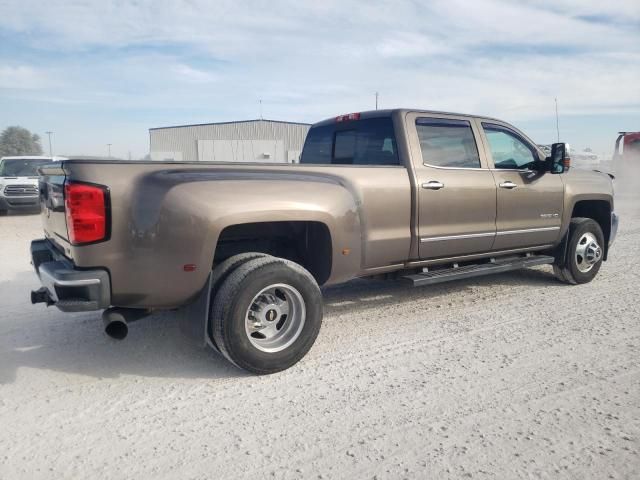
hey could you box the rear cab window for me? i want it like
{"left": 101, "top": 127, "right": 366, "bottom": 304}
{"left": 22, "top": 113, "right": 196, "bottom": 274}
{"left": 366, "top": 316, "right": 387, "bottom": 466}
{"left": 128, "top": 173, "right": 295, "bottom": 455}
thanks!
{"left": 300, "top": 117, "right": 400, "bottom": 166}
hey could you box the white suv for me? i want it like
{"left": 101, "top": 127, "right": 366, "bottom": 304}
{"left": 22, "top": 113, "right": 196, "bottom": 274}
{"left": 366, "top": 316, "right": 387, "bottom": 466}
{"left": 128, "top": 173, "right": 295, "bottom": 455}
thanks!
{"left": 0, "top": 156, "right": 65, "bottom": 214}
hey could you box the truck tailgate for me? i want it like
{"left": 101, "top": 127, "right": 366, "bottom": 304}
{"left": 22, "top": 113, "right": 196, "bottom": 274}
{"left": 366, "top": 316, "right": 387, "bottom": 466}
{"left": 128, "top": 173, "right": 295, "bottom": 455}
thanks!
{"left": 38, "top": 163, "right": 69, "bottom": 249}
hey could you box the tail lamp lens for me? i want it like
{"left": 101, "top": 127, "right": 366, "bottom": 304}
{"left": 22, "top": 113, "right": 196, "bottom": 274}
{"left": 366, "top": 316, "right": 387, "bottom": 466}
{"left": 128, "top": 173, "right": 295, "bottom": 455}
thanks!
{"left": 64, "top": 182, "right": 108, "bottom": 244}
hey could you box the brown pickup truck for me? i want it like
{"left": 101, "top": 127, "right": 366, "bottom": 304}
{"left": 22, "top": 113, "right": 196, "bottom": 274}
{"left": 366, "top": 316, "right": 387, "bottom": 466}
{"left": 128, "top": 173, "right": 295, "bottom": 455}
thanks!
{"left": 30, "top": 109, "right": 618, "bottom": 373}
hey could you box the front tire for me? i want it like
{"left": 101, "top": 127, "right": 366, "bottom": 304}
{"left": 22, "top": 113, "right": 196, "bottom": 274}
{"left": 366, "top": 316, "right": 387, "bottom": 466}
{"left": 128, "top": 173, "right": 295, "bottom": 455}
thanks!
{"left": 554, "top": 218, "right": 604, "bottom": 284}
{"left": 210, "top": 257, "right": 323, "bottom": 374}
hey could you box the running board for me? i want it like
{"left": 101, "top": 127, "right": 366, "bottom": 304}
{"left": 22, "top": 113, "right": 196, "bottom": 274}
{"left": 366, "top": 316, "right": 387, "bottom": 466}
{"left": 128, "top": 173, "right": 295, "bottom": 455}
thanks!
{"left": 402, "top": 254, "right": 555, "bottom": 287}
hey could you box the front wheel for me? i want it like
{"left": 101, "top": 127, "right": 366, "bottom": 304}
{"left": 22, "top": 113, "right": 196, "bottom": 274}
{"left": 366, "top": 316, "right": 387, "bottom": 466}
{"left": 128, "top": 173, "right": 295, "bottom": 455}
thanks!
{"left": 554, "top": 218, "right": 604, "bottom": 284}
{"left": 210, "top": 256, "right": 323, "bottom": 374}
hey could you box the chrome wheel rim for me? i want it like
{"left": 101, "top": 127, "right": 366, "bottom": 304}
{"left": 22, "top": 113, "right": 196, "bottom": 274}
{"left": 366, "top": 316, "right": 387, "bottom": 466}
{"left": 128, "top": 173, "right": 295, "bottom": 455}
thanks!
{"left": 245, "top": 283, "right": 306, "bottom": 353}
{"left": 575, "top": 232, "right": 602, "bottom": 273}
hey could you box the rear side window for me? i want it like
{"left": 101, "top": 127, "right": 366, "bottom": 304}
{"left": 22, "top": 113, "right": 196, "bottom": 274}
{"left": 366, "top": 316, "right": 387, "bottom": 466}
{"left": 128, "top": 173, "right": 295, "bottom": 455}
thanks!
{"left": 416, "top": 118, "right": 481, "bottom": 169}
{"left": 300, "top": 117, "right": 399, "bottom": 166}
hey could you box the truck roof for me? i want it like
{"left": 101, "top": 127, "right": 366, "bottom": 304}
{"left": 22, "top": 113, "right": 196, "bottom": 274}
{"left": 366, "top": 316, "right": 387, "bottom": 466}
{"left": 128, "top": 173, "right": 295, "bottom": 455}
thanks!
{"left": 311, "top": 108, "right": 503, "bottom": 127}
{"left": 0, "top": 155, "right": 66, "bottom": 161}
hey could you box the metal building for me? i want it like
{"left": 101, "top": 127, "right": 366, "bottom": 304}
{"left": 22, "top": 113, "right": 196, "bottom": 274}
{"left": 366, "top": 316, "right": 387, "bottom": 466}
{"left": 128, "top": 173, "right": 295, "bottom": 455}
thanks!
{"left": 149, "top": 119, "right": 311, "bottom": 163}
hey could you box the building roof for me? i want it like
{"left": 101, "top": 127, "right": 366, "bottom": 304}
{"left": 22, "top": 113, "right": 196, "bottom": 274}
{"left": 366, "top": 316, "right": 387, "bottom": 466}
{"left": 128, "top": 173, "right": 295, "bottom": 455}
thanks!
{"left": 149, "top": 118, "right": 311, "bottom": 131}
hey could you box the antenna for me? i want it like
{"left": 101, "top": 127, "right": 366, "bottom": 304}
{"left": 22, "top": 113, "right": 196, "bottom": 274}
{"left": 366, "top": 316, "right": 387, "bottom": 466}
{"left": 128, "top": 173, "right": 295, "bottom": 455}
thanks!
{"left": 555, "top": 97, "right": 560, "bottom": 142}
{"left": 45, "top": 131, "right": 53, "bottom": 156}
{"left": 375, "top": 92, "right": 379, "bottom": 110}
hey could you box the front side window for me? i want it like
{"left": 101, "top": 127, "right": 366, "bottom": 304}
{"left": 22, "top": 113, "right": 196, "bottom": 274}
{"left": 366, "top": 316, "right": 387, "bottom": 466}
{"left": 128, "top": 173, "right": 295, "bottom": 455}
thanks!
{"left": 416, "top": 118, "right": 481, "bottom": 168}
{"left": 482, "top": 124, "right": 537, "bottom": 169}
{"left": 300, "top": 117, "right": 399, "bottom": 166}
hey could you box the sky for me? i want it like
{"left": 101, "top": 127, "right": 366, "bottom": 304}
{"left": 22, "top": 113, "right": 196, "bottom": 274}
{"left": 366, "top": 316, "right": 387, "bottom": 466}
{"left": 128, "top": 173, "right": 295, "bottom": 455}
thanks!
{"left": 0, "top": 0, "right": 638, "bottom": 159}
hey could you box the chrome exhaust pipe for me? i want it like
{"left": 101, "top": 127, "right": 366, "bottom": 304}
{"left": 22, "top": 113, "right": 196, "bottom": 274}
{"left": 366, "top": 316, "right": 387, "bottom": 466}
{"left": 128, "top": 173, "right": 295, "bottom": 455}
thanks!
{"left": 102, "top": 307, "right": 151, "bottom": 340}
{"left": 103, "top": 308, "right": 128, "bottom": 340}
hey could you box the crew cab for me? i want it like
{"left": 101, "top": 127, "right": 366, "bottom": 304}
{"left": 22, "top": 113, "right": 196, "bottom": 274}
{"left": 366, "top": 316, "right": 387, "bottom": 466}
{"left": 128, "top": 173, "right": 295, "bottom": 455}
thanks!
{"left": 30, "top": 109, "right": 618, "bottom": 373}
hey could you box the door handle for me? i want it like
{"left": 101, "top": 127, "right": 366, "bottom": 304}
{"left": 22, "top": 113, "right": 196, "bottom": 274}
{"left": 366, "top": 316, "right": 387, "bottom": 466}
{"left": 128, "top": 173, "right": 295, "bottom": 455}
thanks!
{"left": 499, "top": 181, "right": 518, "bottom": 189}
{"left": 422, "top": 181, "right": 445, "bottom": 190}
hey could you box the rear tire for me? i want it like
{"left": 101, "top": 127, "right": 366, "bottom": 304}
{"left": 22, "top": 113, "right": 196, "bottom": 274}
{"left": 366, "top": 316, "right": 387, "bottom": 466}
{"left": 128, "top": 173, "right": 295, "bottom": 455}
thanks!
{"left": 210, "top": 252, "right": 270, "bottom": 296}
{"left": 208, "top": 252, "right": 270, "bottom": 350}
{"left": 554, "top": 218, "right": 604, "bottom": 284}
{"left": 210, "top": 256, "right": 323, "bottom": 374}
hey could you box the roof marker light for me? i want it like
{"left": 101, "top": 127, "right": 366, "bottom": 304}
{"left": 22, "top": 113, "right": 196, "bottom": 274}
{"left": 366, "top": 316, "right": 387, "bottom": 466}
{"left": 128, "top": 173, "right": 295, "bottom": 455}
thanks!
{"left": 335, "top": 112, "right": 361, "bottom": 123}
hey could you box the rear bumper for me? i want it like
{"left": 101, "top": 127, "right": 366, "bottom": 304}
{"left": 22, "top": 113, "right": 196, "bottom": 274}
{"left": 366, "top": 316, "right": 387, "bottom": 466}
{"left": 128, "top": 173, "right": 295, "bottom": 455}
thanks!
{"left": 0, "top": 195, "right": 40, "bottom": 210}
{"left": 610, "top": 212, "right": 619, "bottom": 247}
{"left": 30, "top": 239, "right": 111, "bottom": 312}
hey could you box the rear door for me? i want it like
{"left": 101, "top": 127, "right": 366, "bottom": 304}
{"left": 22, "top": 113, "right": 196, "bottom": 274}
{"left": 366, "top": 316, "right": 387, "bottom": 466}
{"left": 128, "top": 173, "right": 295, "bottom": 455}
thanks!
{"left": 405, "top": 113, "right": 497, "bottom": 259}
{"left": 478, "top": 121, "right": 564, "bottom": 250}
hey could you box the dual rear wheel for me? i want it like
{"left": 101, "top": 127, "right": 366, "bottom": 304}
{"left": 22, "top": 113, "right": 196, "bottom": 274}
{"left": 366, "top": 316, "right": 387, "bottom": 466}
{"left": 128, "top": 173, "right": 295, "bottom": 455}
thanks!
{"left": 208, "top": 254, "right": 323, "bottom": 374}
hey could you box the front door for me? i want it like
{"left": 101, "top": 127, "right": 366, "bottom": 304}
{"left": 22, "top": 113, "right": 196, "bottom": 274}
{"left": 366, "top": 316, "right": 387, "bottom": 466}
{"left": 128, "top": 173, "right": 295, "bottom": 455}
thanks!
{"left": 479, "top": 121, "right": 564, "bottom": 250}
{"left": 406, "top": 114, "right": 497, "bottom": 259}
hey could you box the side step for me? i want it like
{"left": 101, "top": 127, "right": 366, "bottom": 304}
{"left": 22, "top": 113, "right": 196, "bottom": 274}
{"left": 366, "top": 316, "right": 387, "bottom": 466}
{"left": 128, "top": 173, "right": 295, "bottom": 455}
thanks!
{"left": 402, "top": 254, "right": 555, "bottom": 287}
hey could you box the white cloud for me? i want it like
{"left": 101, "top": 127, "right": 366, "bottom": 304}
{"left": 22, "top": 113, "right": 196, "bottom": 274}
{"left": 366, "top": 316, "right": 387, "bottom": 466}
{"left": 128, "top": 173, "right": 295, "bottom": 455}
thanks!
{"left": 376, "top": 32, "right": 450, "bottom": 58}
{"left": 0, "top": 65, "right": 55, "bottom": 89}
{"left": 171, "top": 64, "right": 217, "bottom": 84}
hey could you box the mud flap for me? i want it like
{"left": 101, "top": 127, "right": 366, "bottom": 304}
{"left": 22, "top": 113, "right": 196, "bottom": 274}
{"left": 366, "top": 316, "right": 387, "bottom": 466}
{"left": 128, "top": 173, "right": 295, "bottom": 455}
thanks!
{"left": 177, "top": 273, "right": 216, "bottom": 349}
{"left": 553, "top": 231, "right": 570, "bottom": 267}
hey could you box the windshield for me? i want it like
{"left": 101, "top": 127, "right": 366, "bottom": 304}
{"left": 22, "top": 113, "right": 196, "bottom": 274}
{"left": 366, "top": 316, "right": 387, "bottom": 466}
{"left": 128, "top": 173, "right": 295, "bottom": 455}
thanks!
{"left": 0, "top": 159, "right": 51, "bottom": 177}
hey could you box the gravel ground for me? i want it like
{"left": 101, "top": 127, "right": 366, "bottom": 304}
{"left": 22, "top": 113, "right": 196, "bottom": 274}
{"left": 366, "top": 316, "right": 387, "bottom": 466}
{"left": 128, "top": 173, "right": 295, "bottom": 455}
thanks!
{"left": 1, "top": 175, "right": 639, "bottom": 479}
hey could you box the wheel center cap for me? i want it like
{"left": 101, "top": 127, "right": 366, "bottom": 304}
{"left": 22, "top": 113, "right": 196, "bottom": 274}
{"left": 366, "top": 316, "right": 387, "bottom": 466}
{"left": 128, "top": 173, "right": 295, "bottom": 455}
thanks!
{"left": 586, "top": 242, "right": 602, "bottom": 264}
{"left": 265, "top": 308, "right": 278, "bottom": 322}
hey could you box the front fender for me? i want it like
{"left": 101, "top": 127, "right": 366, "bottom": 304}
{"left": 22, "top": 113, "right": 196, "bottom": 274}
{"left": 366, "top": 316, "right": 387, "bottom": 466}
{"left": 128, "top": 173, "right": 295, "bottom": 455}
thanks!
{"left": 560, "top": 170, "right": 614, "bottom": 239}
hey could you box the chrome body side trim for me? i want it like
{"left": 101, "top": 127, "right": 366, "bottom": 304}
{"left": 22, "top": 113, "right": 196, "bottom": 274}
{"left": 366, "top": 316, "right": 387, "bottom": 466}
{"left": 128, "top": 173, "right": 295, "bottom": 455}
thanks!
{"left": 420, "top": 231, "right": 495, "bottom": 243}
{"left": 496, "top": 226, "right": 560, "bottom": 236}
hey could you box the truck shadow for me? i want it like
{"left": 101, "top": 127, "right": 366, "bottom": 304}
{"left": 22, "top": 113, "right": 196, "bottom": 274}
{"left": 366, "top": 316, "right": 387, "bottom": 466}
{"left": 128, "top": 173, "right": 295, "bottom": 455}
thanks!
{"left": 0, "top": 267, "right": 559, "bottom": 384}
{"left": 0, "top": 271, "right": 247, "bottom": 383}
{"left": 322, "top": 266, "right": 560, "bottom": 315}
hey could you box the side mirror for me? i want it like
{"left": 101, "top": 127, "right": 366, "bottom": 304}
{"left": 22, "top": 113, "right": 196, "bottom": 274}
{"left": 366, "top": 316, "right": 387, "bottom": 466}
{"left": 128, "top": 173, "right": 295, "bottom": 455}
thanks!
{"left": 548, "top": 142, "right": 571, "bottom": 173}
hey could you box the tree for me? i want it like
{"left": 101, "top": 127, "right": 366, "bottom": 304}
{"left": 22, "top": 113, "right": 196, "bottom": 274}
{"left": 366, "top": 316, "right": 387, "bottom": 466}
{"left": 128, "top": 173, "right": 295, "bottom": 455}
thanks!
{"left": 0, "top": 126, "right": 43, "bottom": 157}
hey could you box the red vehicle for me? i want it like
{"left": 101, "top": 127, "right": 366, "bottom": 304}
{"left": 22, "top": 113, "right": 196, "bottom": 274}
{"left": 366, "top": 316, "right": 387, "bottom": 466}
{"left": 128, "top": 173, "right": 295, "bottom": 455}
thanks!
{"left": 613, "top": 132, "right": 640, "bottom": 161}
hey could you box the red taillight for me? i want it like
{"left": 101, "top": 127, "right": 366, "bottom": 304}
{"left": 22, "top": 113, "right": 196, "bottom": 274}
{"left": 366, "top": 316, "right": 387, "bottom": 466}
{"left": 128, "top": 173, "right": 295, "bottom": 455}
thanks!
{"left": 335, "top": 112, "right": 361, "bottom": 122}
{"left": 563, "top": 156, "right": 571, "bottom": 169}
{"left": 64, "top": 182, "right": 108, "bottom": 245}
